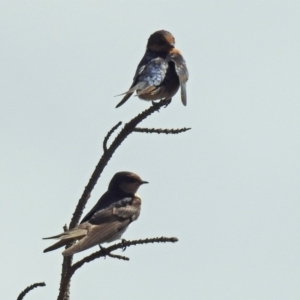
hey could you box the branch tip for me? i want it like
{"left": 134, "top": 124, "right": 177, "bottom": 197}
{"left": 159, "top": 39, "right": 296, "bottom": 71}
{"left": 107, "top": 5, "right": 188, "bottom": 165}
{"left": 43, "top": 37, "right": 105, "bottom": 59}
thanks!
{"left": 133, "top": 127, "right": 191, "bottom": 134}
{"left": 17, "top": 282, "right": 46, "bottom": 300}
{"left": 103, "top": 121, "right": 122, "bottom": 152}
{"left": 108, "top": 253, "right": 130, "bottom": 261}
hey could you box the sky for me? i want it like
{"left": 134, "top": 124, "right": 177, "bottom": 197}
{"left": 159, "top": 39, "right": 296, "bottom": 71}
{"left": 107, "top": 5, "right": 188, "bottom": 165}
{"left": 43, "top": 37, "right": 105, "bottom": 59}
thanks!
{"left": 1, "top": 1, "right": 300, "bottom": 299}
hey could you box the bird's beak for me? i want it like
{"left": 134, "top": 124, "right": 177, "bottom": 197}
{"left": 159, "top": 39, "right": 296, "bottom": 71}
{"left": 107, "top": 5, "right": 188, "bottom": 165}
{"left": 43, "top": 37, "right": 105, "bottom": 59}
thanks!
{"left": 169, "top": 44, "right": 175, "bottom": 48}
{"left": 141, "top": 181, "right": 149, "bottom": 184}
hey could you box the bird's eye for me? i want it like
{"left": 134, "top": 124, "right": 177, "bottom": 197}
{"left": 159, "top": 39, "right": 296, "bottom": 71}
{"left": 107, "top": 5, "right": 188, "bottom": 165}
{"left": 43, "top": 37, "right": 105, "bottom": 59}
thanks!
{"left": 127, "top": 177, "right": 137, "bottom": 183}
{"left": 155, "top": 38, "right": 165, "bottom": 45}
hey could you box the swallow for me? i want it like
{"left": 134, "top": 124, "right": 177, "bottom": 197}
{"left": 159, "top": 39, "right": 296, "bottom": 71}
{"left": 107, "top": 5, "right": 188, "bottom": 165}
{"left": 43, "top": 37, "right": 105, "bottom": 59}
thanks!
{"left": 43, "top": 171, "right": 148, "bottom": 256}
{"left": 116, "top": 30, "right": 189, "bottom": 108}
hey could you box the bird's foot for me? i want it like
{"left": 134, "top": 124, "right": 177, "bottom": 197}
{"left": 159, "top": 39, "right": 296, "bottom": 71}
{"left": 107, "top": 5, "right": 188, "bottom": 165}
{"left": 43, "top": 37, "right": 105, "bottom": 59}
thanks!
{"left": 121, "top": 239, "right": 127, "bottom": 252}
{"left": 161, "top": 98, "right": 172, "bottom": 107}
{"left": 151, "top": 100, "right": 161, "bottom": 111}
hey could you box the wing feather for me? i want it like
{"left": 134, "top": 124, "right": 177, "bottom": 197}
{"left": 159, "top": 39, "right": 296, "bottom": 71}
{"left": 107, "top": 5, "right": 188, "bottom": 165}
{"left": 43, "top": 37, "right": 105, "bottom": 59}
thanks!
{"left": 168, "top": 52, "right": 189, "bottom": 105}
{"left": 44, "top": 196, "right": 141, "bottom": 255}
{"left": 116, "top": 57, "right": 168, "bottom": 107}
{"left": 62, "top": 220, "right": 130, "bottom": 256}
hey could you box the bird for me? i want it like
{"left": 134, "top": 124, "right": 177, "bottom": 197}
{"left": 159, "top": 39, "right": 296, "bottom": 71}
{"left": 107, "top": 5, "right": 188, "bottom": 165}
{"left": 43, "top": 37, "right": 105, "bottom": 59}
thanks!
{"left": 43, "top": 171, "right": 148, "bottom": 256}
{"left": 116, "top": 30, "right": 189, "bottom": 108}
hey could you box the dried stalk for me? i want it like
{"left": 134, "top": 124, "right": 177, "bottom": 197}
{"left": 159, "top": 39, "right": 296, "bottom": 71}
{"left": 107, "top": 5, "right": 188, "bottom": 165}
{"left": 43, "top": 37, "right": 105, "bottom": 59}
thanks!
{"left": 57, "top": 99, "right": 188, "bottom": 300}
{"left": 17, "top": 282, "right": 46, "bottom": 300}
{"left": 57, "top": 236, "right": 178, "bottom": 298}
{"left": 133, "top": 127, "right": 191, "bottom": 134}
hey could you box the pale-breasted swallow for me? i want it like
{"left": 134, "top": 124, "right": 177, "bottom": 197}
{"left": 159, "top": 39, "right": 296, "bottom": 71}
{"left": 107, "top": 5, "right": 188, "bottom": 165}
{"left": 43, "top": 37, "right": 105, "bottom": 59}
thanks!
{"left": 43, "top": 171, "right": 148, "bottom": 256}
{"left": 116, "top": 30, "right": 189, "bottom": 108}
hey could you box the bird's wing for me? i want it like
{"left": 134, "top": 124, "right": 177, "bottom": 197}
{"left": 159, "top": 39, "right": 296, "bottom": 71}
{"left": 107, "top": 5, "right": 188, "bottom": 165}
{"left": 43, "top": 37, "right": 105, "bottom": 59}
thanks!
{"left": 80, "top": 192, "right": 129, "bottom": 224}
{"left": 111, "top": 196, "right": 141, "bottom": 222}
{"left": 44, "top": 197, "right": 141, "bottom": 254}
{"left": 62, "top": 220, "right": 130, "bottom": 256}
{"left": 63, "top": 198, "right": 141, "bottom": 255}
{"left": 44, "top": 197, "right": 133, "bottom": 241}
{"left": 116, "top": 57, "right": 168, "bottom": 107}
{"left": 89, "top": 196, "right": 140, "bottom": 225}
{"left": 168, "top": 52, "right": 189, "bottom": 105}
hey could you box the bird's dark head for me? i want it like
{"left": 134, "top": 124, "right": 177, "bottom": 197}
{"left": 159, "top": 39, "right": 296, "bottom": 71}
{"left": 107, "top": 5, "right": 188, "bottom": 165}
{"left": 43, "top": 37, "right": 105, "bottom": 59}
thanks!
{"left": 108, "top": 171, "right": 148, "bottom": 194}
{"left": 147, "top": 30, "right": 175, "bottom": 53}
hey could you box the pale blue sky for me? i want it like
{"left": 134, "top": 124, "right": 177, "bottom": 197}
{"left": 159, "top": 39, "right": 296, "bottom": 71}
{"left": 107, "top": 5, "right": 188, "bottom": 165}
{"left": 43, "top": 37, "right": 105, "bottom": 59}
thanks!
{"left": 1, "top": 1, "right": 300, "bottom": 299}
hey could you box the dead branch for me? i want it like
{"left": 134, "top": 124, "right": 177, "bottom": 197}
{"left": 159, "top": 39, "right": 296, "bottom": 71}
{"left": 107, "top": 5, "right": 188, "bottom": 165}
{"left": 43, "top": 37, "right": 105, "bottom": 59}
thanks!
{"left": 56, "top": 100, "right": 188, "bottom": 300}
{"left": 133, "top": 127, "right": 191, "bottom": 134}
{"left": 103, "top": 121, "right": 122, "bottom": 152}
{"left": 69, "top": 99, "right": 172, "bottom": 231}
{"left": 17, "top": 282, "right": 45, "bottom": 300}
{"left": 57, "top": 236, "right": 178, "bottom": 299}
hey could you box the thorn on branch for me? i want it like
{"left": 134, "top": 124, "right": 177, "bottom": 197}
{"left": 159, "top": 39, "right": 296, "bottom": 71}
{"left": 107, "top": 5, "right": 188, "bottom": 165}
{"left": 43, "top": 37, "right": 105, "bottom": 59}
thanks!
{"left": 108, "top": 253, "right": 130, "bottom": 261}
{"left": 103, "top": 121, "right": 122, "bottom": 152}
{"left": 133, "top": 127, "right": 191, "bottom": 134}
{"left": 17, "top": 282, "right": 46, "bottom": 300}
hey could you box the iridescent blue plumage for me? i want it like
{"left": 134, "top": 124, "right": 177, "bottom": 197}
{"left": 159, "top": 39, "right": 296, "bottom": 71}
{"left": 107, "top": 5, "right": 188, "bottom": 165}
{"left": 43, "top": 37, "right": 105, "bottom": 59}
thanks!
{"left": 116, "top": 30, "right": 188, "bottom": 108}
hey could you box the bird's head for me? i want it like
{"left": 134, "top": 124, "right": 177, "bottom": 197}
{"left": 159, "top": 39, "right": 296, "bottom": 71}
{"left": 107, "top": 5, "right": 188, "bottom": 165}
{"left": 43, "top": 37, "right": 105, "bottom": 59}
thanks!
{"left": 147, "top": 30, "right": 175, "bottom": 53}
{"left": 109, "top": 171, "right": 148, "bottom": 194}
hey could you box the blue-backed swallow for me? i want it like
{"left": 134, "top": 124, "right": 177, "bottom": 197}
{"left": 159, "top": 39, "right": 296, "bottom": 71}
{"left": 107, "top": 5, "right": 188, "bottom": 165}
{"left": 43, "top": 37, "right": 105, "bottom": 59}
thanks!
{"left": 116, "top": 30, "right": 189, "bottom": 108}
{"left": 43, "top": 171, "right": 148, "bottom": 256}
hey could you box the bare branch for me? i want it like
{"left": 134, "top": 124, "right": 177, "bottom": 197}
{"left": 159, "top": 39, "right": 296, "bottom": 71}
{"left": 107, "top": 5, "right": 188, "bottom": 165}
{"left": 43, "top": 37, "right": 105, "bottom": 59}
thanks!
{"left": 17, "top": 282, "right": 45, "bottom": 300}
{"left": 57, "top": 236, "right": 178, "bottom": 299}
{"left": 103, "top": 121, "right": 122, "bottom": 152}
{"left": 58, "top": 99, "right": 186, "bottom": 300}
{"left": 69, "top": 99, "right": 171, "bottom": 231}
{"left": 58, "top": 256, "right": 72, "bottom": 300}
{"left": 71, "top": 236, "right": 178, "bottom": 273}
{"left": 107, "top": 253, "right": 130, "bottom": 261}
{"left": 133, "top": 127, "right": 191, "bottom": 134}
{"left": 58, "top": 99, "right": 174, "bottom": 300}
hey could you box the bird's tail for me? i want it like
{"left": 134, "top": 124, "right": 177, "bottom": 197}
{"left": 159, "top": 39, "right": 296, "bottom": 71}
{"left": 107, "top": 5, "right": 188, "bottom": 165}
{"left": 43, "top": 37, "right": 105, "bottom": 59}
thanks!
{"left": 115, "top": 92, "right": 134, "bottom": 108}
{"left": 115, "top": 82, "right": 150, "bottom": 108}
{"left": 43, "top": 240, "right": 70, "bottom": 253}
{"left": 180, "top": 82, "right": 187, "bottom": 106}
{"left": 43, "top": 233, "right": 65, "bottom": 239}
{"left": 43, "top": 227, "right": 87, "bottom": 253}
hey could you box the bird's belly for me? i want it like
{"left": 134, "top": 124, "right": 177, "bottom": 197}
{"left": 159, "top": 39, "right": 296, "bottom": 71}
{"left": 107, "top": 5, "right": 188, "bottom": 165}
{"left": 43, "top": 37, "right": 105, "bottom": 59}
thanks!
{"left": 105, "top": 227, "right": 128, "bottom": 243}
{"left": 137, "top": 86, "right": 178, "bottom": 101}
